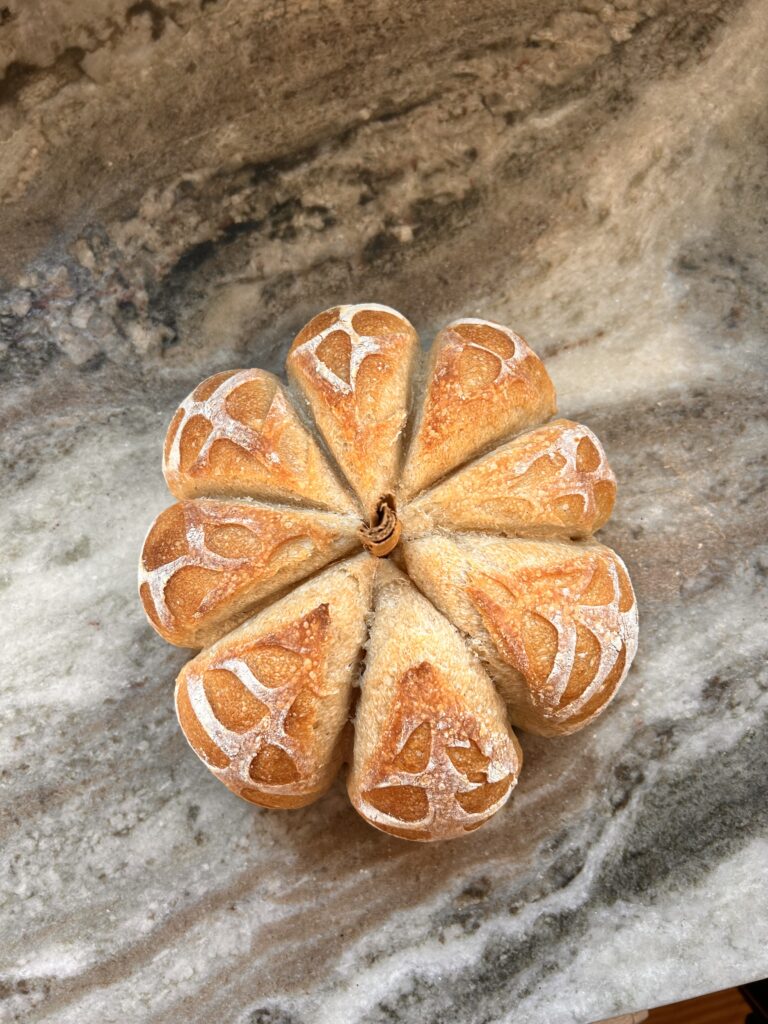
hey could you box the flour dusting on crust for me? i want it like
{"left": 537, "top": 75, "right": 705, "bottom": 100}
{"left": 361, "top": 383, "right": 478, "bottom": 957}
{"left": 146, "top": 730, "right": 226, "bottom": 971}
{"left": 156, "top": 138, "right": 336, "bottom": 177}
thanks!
{"left": 292, "top": 303, "right": 412, "bottom": 396}
{"left": 358, "top": 662, "right": 519, "bottom": 840}
{"left": 180, "top": 606, "right": 333, "bottom": 800}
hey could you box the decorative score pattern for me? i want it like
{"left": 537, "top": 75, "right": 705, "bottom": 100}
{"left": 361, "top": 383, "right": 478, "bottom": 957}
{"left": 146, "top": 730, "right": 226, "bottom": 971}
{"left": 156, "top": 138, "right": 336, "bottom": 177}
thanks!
{"left": 400, "top": 317, "right": 557, "bottom": 499}
{"left": 162, "top": 368, "right": 355, "bottom": 511}
{"left": 164, "top": 370, "right": 280, "bottom": 476}
{"left": 140, "top": 501, "right": 255, "bottom": 634}
{"left": 435, "top": 318, "right": 532, "bottom": 392}
{"left": 469, "top": 549, "right": 639, "bottom": 726}
{"left": 139, "top": 499, "right": 356, "bottom": 646}
{"left": 358, "top": 663, "right": 517, "bottom": 841}
{"left": 290, "top": 304, "right": 411, "bottom": 395}
{"left": 177, "top": 606, "right": 334, "bottom": 806}
{"left": 404, "top": 419, "right": 618, "bottom": 539}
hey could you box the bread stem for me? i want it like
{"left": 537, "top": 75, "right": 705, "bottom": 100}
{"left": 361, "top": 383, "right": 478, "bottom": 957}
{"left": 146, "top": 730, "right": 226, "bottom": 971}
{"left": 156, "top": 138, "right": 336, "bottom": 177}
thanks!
{"left": 358, "top": 494, "right": 401, "bottom": 557}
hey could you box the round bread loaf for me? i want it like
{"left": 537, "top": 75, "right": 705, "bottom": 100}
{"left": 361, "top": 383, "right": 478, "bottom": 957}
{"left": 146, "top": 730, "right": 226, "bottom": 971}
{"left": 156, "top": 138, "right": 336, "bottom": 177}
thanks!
{"left": 139, "top": 303, "right": 638, "bottom": 841}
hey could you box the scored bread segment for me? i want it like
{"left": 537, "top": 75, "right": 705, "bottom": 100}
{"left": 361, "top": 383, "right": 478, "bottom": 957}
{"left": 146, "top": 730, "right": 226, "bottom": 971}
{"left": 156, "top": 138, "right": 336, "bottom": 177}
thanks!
{"left": 175, "top": 554, "right": 376, "bottom": 808}
{"left": 139, "top": 499, "right": 360, "bottom": 648}
{"left": 286, "top": 303, "right": 419, "bottom": 516}
{"left": 403, "top": 533, "right": 638, "bottom": 737}
{"left": 163, "top": 368, "right": 357, "bottom": 514}
{"left": 348, "top": 562, "right": 522, "bottom": 841}
{"left": 401, "top": 419, "right": 616, "bottom": 540}
{"left": 398, "top": 318, "right": 557, "bottom": 501}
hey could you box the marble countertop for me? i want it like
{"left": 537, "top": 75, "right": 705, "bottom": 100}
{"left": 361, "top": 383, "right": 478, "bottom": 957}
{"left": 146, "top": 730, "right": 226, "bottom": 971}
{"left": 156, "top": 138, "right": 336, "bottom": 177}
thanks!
{"left": 1, "top": 1, "right": 767, "bottom": 1022}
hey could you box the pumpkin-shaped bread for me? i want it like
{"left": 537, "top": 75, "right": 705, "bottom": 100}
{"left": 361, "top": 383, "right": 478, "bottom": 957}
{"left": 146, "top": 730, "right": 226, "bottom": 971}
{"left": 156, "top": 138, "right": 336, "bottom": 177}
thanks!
{"left": 139, "top": 303, "right": 638, "bottom": 842}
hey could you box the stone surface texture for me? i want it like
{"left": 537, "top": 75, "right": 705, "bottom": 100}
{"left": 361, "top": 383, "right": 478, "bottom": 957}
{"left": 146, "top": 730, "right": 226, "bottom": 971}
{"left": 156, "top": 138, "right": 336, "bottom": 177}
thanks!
{"left": 1, "top": 0, "right": 767, "bottom": 1022}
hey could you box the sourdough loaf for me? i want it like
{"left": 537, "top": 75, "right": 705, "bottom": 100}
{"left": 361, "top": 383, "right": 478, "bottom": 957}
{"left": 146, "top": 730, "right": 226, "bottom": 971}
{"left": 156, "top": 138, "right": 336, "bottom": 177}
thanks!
{"left": 139, "top": 303, "right": 638, "bottom": 840}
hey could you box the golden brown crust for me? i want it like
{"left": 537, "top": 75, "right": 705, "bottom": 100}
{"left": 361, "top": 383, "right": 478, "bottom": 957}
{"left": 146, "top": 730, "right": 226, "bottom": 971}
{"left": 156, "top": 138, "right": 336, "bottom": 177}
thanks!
{"left": 348, "top": 564, "right": 522, "bottom": 841}
{"left": 175, "top": 554, "right": 376, "bottom": 807}
{"left": 402, "top": 534, "right": 638, "bottom": 737}
{"left": 139, "top": 498, "right": 360, "bottom": 647}
{"left": 163, "top": 368, "right": 357, "bottom": 513}
{"left": 401, "top": 419, "right": 616, "bottom": 540}
{"left": 286, "top": 303, "right": 419, "bottom": 515}
{"left": 399, "top": 318, "right": 557, "bottom": 501}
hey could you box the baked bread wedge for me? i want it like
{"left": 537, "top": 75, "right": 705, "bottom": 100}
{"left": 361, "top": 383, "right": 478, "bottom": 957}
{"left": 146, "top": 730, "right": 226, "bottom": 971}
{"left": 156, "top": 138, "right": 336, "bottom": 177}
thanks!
{"left": 286, "top": 303, "right": 419, "bottom": 516}
{"left": 176, "top": 554, "right": 375, "bottom": 807}
{"left": 399, "top": 318, "right": 556, "bottom": 501}
{"left": 403, "top": 533, "right": 638, "bottom": 736}
{"left": 348, "top": 562, "right": 522, "bottom": 841}
{"left": 139, "top": 499, "right": 359, "bottom": 647}
{"left": 402, "top": 419, "right": 616, "bottom": 540}
{"left": 164, "top": 368, "right": 357, "bottom": 513}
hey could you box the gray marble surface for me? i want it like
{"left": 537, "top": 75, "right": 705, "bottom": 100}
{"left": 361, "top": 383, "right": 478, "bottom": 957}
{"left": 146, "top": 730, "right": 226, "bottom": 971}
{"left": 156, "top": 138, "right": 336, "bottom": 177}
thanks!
{"left": 1, "top": 1, "right": 767, "bottom": 1021}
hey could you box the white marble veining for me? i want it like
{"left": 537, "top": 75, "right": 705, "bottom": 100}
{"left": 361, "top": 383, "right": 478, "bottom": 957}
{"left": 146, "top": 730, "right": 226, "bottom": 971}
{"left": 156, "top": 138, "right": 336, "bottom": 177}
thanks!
{"left": 1, "top": 0, "right": 767, "bottom": 1021}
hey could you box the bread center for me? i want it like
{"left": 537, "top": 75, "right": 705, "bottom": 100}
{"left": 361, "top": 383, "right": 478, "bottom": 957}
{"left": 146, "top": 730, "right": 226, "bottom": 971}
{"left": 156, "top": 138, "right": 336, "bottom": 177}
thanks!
{"left": 358, "top": 494, "right": 401, "bottom": 557}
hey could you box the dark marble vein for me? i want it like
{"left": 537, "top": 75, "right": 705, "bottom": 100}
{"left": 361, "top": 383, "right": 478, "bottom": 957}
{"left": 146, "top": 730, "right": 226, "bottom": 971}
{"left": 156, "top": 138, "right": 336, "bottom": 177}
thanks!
{"left": 1, "top": 1, "right": 767, "bottom": 1022}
